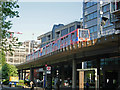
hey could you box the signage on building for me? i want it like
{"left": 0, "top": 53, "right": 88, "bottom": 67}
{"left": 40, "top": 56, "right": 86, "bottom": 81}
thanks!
{"left": 47, "top": 66, "right": 51, "bottom": 71}
{"left": 46, "top": 66, "right": 51, "bottom": 74}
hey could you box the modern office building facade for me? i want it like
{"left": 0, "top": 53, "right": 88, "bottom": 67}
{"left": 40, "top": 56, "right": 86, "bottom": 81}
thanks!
{"left": 82, "top": 0, "right": 120, "bottom": 89}
{"left": 83, "top": 0, "right": 115, "bottom": 40}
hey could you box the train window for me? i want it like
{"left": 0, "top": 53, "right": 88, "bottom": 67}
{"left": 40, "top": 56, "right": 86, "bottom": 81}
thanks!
{"left": 71, "top": 32, "right": 75, "bottom": 39}
{"left": 79, "top": 30, "right": 89, "bottom": 38}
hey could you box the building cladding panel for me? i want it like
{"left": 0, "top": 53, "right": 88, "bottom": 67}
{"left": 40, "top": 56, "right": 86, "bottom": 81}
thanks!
{"left": 83, "top": 0, "right": 114, "bottom": 40}
{"left": 84, "top": 4, "right": 97, "bottom": 15}
{"left": 84, "top": 19, "right": 97, "bottom": 28}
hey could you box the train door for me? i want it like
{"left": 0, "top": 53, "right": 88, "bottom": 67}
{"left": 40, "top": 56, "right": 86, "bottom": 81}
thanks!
{"left": 68, "top": 34, "right": 71, "bottom": 46}
{"left": 71, "top": 31, "right": 77, "bottom": 45}
{"left": 60, "top": 38, "right": 63, "bottom": 49}
{"left": 65, "top": 35, "right": 68, "bottom": 47}
{"left": 57, "top": 39, "right": 60, "bottom": 50}
{"left": 63, "top": 37, "right": 65, "bottom": 48}
{"left": 54, "top": 41, "right": 57, "bottom": 51}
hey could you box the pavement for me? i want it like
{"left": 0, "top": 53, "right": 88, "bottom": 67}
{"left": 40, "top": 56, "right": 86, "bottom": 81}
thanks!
{"left": 0, "top": 85, "right": 46, "bottom": 90}
{"left": 0, "top": 85, "right": 72, "bottom": 90}
{"left": 0, "top": 85, "right": 30, "bottom": 90}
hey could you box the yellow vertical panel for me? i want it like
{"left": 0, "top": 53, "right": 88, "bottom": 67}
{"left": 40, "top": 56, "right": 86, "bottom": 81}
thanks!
{"left": 79, "top": 71, "right": 84, "bottom": 90}
{"left": 87, "top": 40, "right": 92, "bottom": 46}
{"left": 82, "top": 42, "right": 87, "bottom": 47}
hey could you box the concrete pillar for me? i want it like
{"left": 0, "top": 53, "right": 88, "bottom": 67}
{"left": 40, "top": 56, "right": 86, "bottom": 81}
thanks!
{"left": 20, "top": 69, "right": 23, "bottom": 80}
{"left": 72, "top": 59, "right": 77, "bottom": 89}
{"left": 30, "top": 67, "right": 34, "bottom": 81}
{"left": 61, "top": 66, "right": 65, "bottom": 87}
{"left": 18, "top": 70, "right": 20, "bottom": 80}
{"left": 24, "top": 70, "right": 26, "bottom": 80}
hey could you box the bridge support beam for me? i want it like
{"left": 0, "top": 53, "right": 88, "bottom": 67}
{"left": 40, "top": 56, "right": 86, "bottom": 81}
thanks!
{"left": 30, "top": 67, "right": 34, "bottom": 81}
{"left": 61, "top": 66, "right": 65, "bottom": 87}
{"left": 72, "top": 59, "right": 77, "bottom": 89}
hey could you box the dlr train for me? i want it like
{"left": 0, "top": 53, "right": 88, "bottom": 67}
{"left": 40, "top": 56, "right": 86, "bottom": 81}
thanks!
{"left": 26, "top": 28, "right": 90, "bottom": 61}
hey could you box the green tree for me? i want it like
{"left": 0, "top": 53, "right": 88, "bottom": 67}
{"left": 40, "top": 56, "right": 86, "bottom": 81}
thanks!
{"left": 2, "top": 63, "right": 18, "bottom": 79}
{"left": 0, "top": 50, "right": 6, "bottom": 65}
{"left": 0, "top": 1, "right": 20, "bottom": 79}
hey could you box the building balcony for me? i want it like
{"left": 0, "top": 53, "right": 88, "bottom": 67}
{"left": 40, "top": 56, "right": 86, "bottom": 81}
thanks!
{"left": 112, "top": 9, "right": 120, "bottom": 16}
{"left": 111, "top": 1, "right": 120, "bottom": 30}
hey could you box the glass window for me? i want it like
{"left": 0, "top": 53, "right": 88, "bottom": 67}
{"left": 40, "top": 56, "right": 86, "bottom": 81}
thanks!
{"left": 79, "top": 30, "right": 89, "bottom": 38}
{"left": 41, "top": 37, "right": 46, "bottom": 43}
{"left": 116, "top": 1, "right": 120, "bottom": 10}
{"left": 85, "top": 2, "right": 96, "bottom": 8}
{"left": 93, "top": 12, "right": 97, "bottom": 18}
{"left": 90, "top": 14, "right": 93, "bottom": 19}
{"left": 90, "top": 27, "right": 94, "bottom": 33}
{"left": 93, "top": 26, "right": 97, "bottom": 32}
{"left": 70, "top": 26, "right": 75, "bottom": 32}
{"left": 103, "top": 4, "right": 110, "bottom": 12}
{"left": 61, "top": 28, "right": 68, "bottom": 36}
{"left": 94, "top": 32, "right": 97, "bottom": 39}
{"left": 93, "top": 2, "right": 97, "bottom": 5}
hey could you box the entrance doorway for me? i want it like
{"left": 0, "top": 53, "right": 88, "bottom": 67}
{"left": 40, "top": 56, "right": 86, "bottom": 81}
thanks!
{"left": 77, "top": 68, "right": 99, "bottom": 90}
{"left": 105, "top": 71, "right": 118, "bottom": 89}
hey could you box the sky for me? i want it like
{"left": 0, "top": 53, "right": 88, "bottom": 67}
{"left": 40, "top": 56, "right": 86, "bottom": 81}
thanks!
{"left": 10, "top": 1, "right": 83, "bottom": 42}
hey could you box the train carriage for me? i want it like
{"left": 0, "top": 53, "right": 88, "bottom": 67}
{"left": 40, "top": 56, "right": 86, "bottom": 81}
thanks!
{"left": 26, "top": 28, "right": 90, "bottom": 61}
{"left": 34, "top": 51, "right": 39, "bottom": 59}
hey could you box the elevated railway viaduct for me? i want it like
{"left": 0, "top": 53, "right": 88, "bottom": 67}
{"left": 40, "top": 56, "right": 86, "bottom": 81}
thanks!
{"left": 16, "top": 33, "right": 120, "bottom": 89}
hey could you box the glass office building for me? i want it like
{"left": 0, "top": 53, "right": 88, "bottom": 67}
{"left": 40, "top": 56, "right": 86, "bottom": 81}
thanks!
{"left": 82, "top": 0, "right": 120, "bottom": 89}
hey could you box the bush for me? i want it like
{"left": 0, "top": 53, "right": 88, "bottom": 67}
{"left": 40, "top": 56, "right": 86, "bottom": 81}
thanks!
{"left": 2, "top": 79, "right": 9, "bottom": 85}
{"left": 19, "top": 80, "right": 24, "bottom": 84}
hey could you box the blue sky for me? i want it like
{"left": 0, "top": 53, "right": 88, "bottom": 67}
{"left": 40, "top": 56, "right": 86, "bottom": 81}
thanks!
{"left": 10, "top": 2, "right": 83, "bottom": 42}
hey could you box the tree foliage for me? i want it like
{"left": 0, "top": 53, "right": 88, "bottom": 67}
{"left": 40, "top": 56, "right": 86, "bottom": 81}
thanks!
{"left": 0, "top": 0, "right": 20, "bottom": 52}
{"left": 0, "top": 1, "right": 20, "bottom": 79}
{"left": 2, "top": 63, "right": 18, "bottom": 79}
